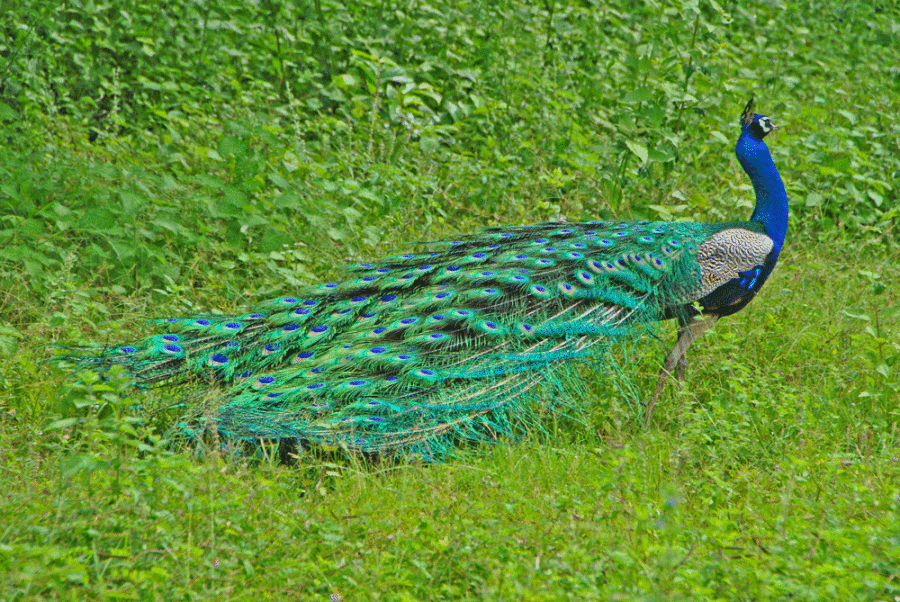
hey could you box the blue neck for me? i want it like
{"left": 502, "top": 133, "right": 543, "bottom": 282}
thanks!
{"left": 735, "top": 132, "right": 789, "bottom": 253}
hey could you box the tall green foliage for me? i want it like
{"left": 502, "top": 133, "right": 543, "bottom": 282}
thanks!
{"left": 0, "top": 0, "right": 897, "bottom": 306}
{"left": 1, "top": 2, "right": 899, "bottom": 598}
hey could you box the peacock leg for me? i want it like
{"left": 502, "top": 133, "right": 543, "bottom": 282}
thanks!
{"left": 674, "top": 354, "right": 688, "bottom": 380}
{"left": 646, "top": 314, "right": 719, "bottom": 421}
{"left": 673, "top": 316, "right": 690, "bottom": 382}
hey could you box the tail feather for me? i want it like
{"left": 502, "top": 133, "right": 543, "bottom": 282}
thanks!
{"left": 59, "top": 220, "right": 711, "bottom": 458}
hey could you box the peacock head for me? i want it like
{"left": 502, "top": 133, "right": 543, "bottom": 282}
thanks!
{"left": 740, "top": 98, "right": 778, "bottom": 141}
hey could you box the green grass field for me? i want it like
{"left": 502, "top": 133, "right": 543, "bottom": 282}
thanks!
{"left": 2, "top": 1, "right": 899, "bottom": 599}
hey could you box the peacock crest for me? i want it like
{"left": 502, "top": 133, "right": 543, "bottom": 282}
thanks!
{"left": 741, "top": 97, "right": 777, "bottom": 138}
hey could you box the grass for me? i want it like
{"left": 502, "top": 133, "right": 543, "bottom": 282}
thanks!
{"left": 3, "top": 421, "right": 899, "bottom": 600}
{"left": 2, "top": 0, "right": 900, "bottom": 599}
{"left": 2, "top": 241, "right": 898, "bottom": 600}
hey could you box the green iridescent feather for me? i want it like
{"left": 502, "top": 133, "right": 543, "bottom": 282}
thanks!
{"left": 64, "top": 220, "right": 736, "bottom": 456}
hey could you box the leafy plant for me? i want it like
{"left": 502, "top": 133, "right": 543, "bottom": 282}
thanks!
{"left": 1, "top": 0, "right": 899, "bottom": 599}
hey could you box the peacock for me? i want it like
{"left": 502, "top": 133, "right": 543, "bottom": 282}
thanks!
{"left": 62, "top": 99, "right": 788, "bottom": 459}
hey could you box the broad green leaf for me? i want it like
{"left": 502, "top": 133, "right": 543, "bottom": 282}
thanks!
{"left": 0, "top": 102, "right": 18, "bottom": 121}
{"left": 624, "top": 140, "right": 648, "bottom": 163}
